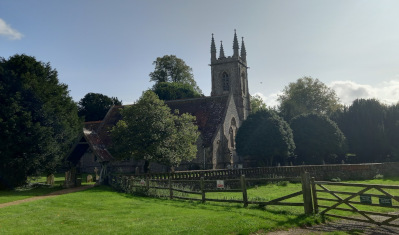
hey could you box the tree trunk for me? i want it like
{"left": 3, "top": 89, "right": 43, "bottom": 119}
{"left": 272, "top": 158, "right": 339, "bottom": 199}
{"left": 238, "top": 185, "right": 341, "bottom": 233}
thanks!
{"left": 143, "top": 160, "right": 150, "bottom": 173}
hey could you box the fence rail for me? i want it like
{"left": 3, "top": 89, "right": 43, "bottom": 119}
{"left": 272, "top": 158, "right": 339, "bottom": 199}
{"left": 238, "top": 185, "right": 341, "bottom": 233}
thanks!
{"left": 110, "top": 162, "right": 399, "bottom": 181}
{"left": 109, "top": 173, "right": 312, "bottom": 214}
{"left": 312, "top": 178, "right": 399, "bottom": 227}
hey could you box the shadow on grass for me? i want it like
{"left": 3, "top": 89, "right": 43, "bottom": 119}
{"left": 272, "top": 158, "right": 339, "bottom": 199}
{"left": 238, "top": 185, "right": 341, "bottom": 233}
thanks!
{"left": 85, "top": 185, "right": 322, "bottom": 229}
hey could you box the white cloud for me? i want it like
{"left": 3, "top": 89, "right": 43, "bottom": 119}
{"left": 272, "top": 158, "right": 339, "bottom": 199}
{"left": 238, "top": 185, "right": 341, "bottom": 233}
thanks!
{"left": 252, "top": 91, "right": 281, "bottom": 108}
{"left": 330, "top": 80, "right": 399, "bottom": 106}
{"left": 253, "top": 79, "right": 399, "bottom": 109}
{"left": 0, "top": 18, "right": 23, "bottom": 40}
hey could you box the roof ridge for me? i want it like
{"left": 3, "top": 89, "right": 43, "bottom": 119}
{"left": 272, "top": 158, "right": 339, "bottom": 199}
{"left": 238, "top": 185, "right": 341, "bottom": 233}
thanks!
{"left": 164, "top": 95, "right": 228, "bottom": 104}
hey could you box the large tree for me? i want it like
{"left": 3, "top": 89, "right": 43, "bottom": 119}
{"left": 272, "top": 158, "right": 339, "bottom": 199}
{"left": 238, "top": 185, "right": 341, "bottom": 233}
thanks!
{"left": 111, "top": 90, "right": 199, "bottom": 172}
{"left": 0, "top": 54, "right": 81, "bottom": 189}
{"left": 290, "top": 113, "right": 347, "bottom": 165}
{"left": 250, "top": 94, "right": 267, "bottom": 114}
{"left": 278, "top": 77, "right": 341, "bottom": 121}
{"left": 236, "top": 109, "right": 295, "bottom": 166}
{"left": 78, "top": 92, "right": 122, "bottom": 122}
{"left": 152, "top": 82, "right": 202, "bottom": 101}
{"left": 334, "top": 99, "right": 388, "bottom": 163}
{"left": 149, "top": 55, "right": 202, "bottom": 94}
{"left": 385, "top": 103, "right": 399, "bottom": 161}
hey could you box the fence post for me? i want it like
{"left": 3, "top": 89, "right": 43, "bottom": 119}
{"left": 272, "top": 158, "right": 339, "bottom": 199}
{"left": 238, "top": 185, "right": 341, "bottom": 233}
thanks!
{"left": 311, "top": 177, "right": 318, "bottom": 213}
{"left": 200, "top": 177, "right": 206, "bottom": 203}
{"left": 241, "top": 175, "right": 248, "bottom": 207}
{"left": 169, "top": 175, "right": 173, "bottom": 199}
{"left": 146, "top": 175, "right": 150, "bottom": 192}
{"left": 301, "top": 172, "right": 313, "bottom": 215}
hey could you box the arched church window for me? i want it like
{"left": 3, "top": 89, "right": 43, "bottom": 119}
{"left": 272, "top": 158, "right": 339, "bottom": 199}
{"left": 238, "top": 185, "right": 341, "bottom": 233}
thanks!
{"left": 222, "top": 72, "right": 229, "bottom": 91}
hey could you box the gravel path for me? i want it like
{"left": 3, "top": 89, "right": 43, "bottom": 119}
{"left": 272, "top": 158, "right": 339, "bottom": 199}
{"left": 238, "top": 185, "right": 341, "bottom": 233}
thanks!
{"left": 266, "top": 215, "right": 399, "bottom": 235}
{"left": 0, "top": 185, "right": 95, "bottom": 209}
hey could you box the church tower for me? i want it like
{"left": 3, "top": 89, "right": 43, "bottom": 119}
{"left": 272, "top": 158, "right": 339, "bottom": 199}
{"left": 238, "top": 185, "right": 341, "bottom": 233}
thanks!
{"left": 210, "top": 30, "right": 250, "bottom": 121}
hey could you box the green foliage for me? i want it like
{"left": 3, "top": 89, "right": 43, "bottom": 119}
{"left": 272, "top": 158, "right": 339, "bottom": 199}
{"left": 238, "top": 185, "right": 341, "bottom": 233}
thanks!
{"left": 149, "top": 55, "right": 202, "bottom": 94}
{"left": 250, "top": 94, "right": 267, "bottom": 113}
{"left": 290, "top": 113, "right": 347, "bottom": 165}
{"left": 278, "top": 77, "right": 341, "bottom": 121}
{"left": 333, "top": 99, "right": 389, "bottom": 163}
{"left": 236, "top": 109, "right": 295, "bottom": 166}
{"left": 152, "top": 82, "right": 202, "bottom": 101}
{"left": 0, "top": 54, "right": 81, "bottom": 189}
{"left": 374, "top": 174, "right": 384, "bottom": 179}
{"left": 385, "top": 103, "right": 399, "bottom": 161}
{"left": 111, "top": 90, "right": 199, "bottom": 172}
{"left": 78, "top": 92, "right": 122, "bottom": 122}
{"left": 330, "top": 177, "right": 341, "bottom": 182}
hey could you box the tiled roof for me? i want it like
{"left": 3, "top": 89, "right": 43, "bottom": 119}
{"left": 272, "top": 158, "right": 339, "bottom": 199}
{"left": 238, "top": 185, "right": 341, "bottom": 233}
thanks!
{"left": 67, "top": 95, "right": 228, "bottom": 163}
{"left": 165, "top": 95, "right": 228, "bottom": 146}
{"left": 83, "top": 128, "right": 114, "bottom": 162}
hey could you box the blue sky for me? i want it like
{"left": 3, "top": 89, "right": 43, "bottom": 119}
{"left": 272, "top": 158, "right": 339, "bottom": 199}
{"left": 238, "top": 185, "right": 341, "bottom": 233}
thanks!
{"left": 1, "top": 0, "right": 399, "bottom": 106}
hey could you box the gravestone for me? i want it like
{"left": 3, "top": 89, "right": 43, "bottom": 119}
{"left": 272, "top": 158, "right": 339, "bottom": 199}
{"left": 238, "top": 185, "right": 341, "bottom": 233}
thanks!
{"left": 87, "top": 174, "right": 93, "bottom": 183}
{"left": 63, "top": 167, "right": 81, "bottom": 188}
{"left": 94, "top": 167, "right": 100, "bottom": 181}
{"left": 46, "top": 174, "right": 55, "bottom": 185}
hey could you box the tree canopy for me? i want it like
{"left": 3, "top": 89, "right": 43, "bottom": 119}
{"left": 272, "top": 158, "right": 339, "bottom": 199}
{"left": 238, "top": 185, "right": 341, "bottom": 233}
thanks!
{"left": 152, "top": 82, "right": 202, "bottom": 101}
{"left": 0, "top": 54, "right": 81, "bottom": 189}
{"left": 333, "top": 99, "right": 389, "bottom": 163}
{"left": 149, "top": 55, "right": 202, "bottom": 94}
{"left": 278, "top": 77, "right": 341, "bottom": 121}
{"left": 236, "top": 109, "right": 295, "bottom": 166}
{"left": 290, "top": 113, "right": 347, "bottom": 165}
{"left": 111, "top": 90, "right": 199, "bottom": 172}
{"left": 78, "top": 92, "right": 122, "bottom": 122}
{"left": 250, "top": 94, "right": 267, "bottom": 114}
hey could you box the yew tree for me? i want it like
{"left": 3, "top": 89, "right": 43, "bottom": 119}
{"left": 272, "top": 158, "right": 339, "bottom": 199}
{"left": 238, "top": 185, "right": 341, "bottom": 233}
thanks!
{"left": 290, "top": 113, "right": 347, "bottom": 165}
{"left": 78, "top": 92, "right": 122, "bottom": 122}
{"left": 236, "top": 109, "right": 295, "bottom": 166}
{"left": 0, "top": 55, "right": 81, "bottom": 189}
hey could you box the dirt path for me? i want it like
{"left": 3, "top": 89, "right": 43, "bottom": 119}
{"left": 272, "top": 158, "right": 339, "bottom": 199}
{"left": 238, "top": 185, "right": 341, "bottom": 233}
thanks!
{"left": 0, "top": 185, "right": 95, "bottom": 209}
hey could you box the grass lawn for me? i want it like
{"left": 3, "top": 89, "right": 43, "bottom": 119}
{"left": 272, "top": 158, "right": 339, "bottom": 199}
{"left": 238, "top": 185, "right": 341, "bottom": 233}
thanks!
{"left": 0, "top": 185, "right": 322, "bottom": 234}
{"left": 1, "top": 177, "right": 398, "bottom": 234}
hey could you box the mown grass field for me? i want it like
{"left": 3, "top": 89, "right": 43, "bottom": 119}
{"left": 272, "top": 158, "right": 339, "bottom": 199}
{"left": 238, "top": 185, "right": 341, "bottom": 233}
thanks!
{"left": 0, "top": 177, "right": 398, "bottom": 234}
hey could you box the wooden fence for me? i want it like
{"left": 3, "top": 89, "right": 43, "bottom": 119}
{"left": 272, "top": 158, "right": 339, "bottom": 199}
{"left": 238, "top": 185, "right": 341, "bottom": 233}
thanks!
{"left": 312, "top": 179, "right": 399, "bottom": 227}
{"left": 109, "top": 173, "right": 314, "bottom": 214}
{"left": 112, "top": 162, "right": 399, "bottom": 181}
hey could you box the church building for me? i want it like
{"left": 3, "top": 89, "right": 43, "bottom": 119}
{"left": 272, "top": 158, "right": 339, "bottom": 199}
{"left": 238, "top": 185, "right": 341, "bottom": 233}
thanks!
{"left": 66, "top": 31, "right": 251, "bottom": 174}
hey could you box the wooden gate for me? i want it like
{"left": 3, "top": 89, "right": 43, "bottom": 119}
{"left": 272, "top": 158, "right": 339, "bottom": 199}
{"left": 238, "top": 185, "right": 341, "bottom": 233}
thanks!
{"left": 312, "top": 179, "right": 399, "bottom": 227}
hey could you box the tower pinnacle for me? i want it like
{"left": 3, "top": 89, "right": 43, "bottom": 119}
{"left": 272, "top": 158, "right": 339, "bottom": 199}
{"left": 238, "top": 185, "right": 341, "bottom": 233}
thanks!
{"left": 241, "top": 37, "right": 246, "bottom": 62}
{"left": 233, "top": 29, "right": 239, "bottom": 58}
{"left": 211, "top": 33, "right": 217, "bottom": 62}
{"left": 219, "top": 40, "right": 225, "bottom": 58}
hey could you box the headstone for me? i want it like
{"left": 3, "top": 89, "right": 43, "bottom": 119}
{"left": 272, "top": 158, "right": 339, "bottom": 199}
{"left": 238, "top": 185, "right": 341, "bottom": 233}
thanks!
{"left": 94, "top": 167, "right": 100, "bottom": 181}
{"left": 87, "top": 174, "right": 93, "bottom": 183}
{"left": 46, "top": 174, "right": 55, "bottom": 185}
{"left": 63, "top": 167, "right": 79, "bottom": 188}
